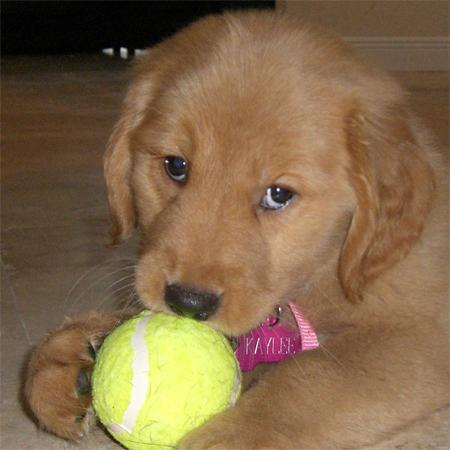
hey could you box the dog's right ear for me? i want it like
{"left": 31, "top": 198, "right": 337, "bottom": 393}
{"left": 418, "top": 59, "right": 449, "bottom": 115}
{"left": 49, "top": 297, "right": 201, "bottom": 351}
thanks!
{"left": 103, "top": 71, "right": 155, "bottom": 245}
{"left": 339, "top": 106, "right": 435, "bottom": 302}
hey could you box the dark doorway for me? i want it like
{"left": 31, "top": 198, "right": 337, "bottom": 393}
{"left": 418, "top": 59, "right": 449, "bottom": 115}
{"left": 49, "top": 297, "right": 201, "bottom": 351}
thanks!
{"left": 2, "top": 1, "right": 275, "bottom": 55}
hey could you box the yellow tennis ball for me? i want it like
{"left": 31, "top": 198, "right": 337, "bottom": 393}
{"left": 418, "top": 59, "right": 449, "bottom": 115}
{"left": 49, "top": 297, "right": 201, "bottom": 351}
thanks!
{"left": 92, "top": 311, "right": 241, "bottom": 450}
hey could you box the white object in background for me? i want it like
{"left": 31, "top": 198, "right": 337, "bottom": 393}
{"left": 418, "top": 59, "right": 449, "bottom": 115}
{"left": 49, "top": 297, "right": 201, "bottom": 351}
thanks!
{"left": 119, "top": 47, "right": 129, "bottom": 59}
{"left": 134, "top": 49, "right": 148, "bottom": 58}
{"left": 101, "top": 47, "right": 146, "bottom": 59}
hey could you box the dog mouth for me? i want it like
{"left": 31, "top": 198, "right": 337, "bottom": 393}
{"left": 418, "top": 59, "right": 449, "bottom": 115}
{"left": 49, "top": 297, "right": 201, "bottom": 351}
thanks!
{"left": 228, "top": 304, "right": 282, "bottom": 339}
{"left": 133, "top": 296, "right": 319, "bottom": 373}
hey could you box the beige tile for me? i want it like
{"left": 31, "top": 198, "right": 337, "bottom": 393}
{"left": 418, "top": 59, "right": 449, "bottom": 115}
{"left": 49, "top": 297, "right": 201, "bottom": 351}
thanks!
{"left": 2, "top": 55, "right": 133, "bottom": 449}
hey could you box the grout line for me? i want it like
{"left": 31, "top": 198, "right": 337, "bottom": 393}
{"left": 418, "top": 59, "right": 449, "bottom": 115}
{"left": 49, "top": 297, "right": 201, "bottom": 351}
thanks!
{"left": 1, "top": 259, "right": 33, "bottom": 345}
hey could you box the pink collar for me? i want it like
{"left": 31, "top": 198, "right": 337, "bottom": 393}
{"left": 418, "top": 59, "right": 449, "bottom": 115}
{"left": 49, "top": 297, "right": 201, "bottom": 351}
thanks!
{"left": 235, "top": 303, "right": 319, "bottom": 372}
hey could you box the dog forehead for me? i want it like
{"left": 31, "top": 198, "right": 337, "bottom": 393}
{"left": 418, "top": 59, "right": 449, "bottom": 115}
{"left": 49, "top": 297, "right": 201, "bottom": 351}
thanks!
{"left": 136, "top": 16, "right": 352, "bottom": 181}
{"left": 172, "top": 76, "right": 344, "bottom": 180}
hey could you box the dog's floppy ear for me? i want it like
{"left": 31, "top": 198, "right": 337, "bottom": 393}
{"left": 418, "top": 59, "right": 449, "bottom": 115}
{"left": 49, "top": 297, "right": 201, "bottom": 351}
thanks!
{"left": 103, "top": 69, "right": 155, "bottom": 245}
{"left": 339, "top": 107, "right": 435, "bottom": 302}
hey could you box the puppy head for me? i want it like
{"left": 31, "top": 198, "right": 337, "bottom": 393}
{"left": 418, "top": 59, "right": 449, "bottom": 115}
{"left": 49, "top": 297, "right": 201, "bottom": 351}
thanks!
{"left": 104, "top": 12, "right": 434, "bottom": 335}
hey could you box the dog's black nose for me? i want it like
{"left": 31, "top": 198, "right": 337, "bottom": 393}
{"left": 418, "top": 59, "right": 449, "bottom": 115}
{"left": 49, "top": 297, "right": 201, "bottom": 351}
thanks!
{"left": 165, "top": 283, "right": 221, "bottom": 321}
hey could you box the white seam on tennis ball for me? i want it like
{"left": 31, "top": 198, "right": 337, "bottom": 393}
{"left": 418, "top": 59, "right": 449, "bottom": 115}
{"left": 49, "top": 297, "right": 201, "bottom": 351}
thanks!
{"left": 108, "top": 312, "right": 152, "bottom": 435}
{"left": 228, "top": 359, "right": 241, "bottom": 407}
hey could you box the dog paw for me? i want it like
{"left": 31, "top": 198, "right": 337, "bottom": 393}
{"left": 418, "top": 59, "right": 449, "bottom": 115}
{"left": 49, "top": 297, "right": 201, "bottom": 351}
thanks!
{"left": 25, "top": 312, "right": 119, "bottom": 440}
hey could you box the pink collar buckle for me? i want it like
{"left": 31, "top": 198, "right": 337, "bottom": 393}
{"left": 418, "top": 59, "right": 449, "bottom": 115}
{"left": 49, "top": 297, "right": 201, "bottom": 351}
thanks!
{"left": 235, "top": 303, "right": 319, "bottom": 372}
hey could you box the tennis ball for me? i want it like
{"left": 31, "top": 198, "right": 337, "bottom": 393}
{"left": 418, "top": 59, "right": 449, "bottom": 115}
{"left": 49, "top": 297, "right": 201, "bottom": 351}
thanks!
{"left": 92, "top": 311, "right": 241, "bottom": 450}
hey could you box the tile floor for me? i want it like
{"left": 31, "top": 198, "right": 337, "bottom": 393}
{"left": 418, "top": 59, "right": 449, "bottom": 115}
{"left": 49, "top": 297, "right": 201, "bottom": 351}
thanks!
{"left": 1, "top": 55, "right": 448, "bottom": 450}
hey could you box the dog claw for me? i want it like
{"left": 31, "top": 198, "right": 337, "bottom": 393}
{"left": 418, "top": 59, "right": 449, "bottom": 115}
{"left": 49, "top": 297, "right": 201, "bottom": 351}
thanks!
{"left": 76, "top": 369, "right": 91, "bottom": 396}
{"left": 87, "top": 341, "right": 97, "bottom": 360}
{"left": 75, "top": 412, "right": 86, "bottom": 423}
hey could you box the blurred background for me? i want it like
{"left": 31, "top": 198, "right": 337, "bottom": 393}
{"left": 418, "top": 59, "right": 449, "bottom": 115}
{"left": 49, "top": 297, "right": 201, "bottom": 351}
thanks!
{"left": 2, "top": 1, "right": 275, "bottom": 55}
{"left": 2, "top": 0, "right": 447, "bottom": 71}
{"left": 1, "top": 1, "right": 448, "bottom": 449}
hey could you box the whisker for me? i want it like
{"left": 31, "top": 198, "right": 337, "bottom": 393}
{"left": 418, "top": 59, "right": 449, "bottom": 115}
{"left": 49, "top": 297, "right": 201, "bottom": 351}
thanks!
{"left": 100, "top": 273, "right": 136, "bottom": 296}
{"left": 319, "top": 342, "right": 347, "bottom": 373}
{"left": 85, "top": 282, "right": 138, "bottom": 313}
{"left": 61, "top": 258, "right": 135, "bottom": 309}
{"left": 267, "top": 320, "right": 310, "bottom": 381}
{"left": 64, "top": 264, "right": 136, "bottom": 314}
{"left": 107, "top": 281, "right": 137, "bottom": 298}
{"left": 105, "top": 291, "right": 139, "bottom": 314}
{"left": 313, "top": 282, "right": 343, "bottom": 310}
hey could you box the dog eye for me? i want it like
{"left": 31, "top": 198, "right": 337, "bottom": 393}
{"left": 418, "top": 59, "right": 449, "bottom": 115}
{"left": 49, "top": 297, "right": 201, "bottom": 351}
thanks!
{"left": 164, "top": 156, "right": 188, "bottom": 183}
{"left": 260, "top": 186, "right": 294, "bottom": 210}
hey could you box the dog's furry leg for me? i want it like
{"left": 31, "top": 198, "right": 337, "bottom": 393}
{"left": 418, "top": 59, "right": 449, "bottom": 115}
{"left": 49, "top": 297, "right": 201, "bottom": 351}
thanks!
{"left": 179, "top": 324, "right": 448, "bottom": 449}
{"left": 24, "top": 311, "right": 125, "bottom": 440}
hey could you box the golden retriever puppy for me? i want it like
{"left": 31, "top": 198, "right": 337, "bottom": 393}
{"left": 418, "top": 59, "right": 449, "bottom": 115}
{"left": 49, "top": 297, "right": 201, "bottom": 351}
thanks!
{"left": 25, "top": 10, "right": 448, "bottom": 448}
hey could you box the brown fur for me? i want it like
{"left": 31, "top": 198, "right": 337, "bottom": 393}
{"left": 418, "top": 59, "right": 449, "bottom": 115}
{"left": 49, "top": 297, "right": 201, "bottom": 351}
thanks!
{"left": 25, "top": 11, "right": 449, "bottom": 448}
{"left": 25, "top": 312, "right": 121, "bottom": 439}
